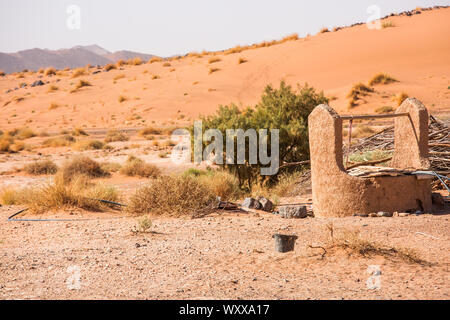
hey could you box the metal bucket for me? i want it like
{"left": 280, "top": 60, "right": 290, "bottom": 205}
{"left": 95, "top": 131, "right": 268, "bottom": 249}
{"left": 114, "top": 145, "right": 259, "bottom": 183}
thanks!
{"left": 273, "top": 234, "right": 298, "bottom": 253}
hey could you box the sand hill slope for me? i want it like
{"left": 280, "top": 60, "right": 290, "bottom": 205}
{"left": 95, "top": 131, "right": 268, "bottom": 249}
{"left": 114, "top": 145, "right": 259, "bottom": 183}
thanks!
{"left": 0, "top": 7, "right": 449, "bottom": 131}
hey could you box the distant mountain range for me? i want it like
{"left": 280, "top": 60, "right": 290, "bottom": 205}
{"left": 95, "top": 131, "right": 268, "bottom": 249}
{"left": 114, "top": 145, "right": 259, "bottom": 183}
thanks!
{"left": 0, "top": 45, "right": 156, "bottom": 73}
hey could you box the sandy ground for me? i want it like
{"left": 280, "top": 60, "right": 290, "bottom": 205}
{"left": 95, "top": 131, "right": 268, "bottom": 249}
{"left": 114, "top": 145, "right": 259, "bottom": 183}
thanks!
{"left": 0, "top": 7, "right": 449, "bottom": 132}
{"left": 0, "top": 205, "right": 449, "bottom": 300}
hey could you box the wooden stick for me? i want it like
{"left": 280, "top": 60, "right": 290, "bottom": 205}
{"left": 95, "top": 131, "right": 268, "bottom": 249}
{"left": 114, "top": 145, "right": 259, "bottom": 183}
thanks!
{"left": 346, "top": 157, "right": 393, "bottom": 170}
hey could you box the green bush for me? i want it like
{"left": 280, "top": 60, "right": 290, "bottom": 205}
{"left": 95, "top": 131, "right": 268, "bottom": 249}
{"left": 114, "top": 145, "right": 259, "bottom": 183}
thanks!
{"left": 192, "top": 81, "right": 328, "bottom": 189}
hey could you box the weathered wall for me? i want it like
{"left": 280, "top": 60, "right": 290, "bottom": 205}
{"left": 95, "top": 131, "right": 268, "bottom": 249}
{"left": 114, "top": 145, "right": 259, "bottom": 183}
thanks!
{"left": 308, "top": 99, "right": 432, "bottom": 217}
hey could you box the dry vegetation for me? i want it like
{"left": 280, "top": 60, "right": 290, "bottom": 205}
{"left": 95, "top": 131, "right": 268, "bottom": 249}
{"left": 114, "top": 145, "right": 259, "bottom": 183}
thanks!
{"left": 23, "top": 160, "right": 58, "bottom": 175}
{"left": 104, "top": 129, "right": 129, "bottom": 142}
{"left": 394, "top": 92, "right": 409, "bottom": 106}
{"left": 368, "top": 73, "right": 397, "bottom": 86}
{"left": 119, "top": 156, "right": 161, "bottom": 178}
{"left": 61, "top": 156, "right": 110, "bottom": 182}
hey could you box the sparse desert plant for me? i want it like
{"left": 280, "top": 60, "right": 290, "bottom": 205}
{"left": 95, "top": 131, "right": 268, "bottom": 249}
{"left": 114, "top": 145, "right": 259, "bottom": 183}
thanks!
{"left": 319, "top": 27, "right": 329, "bottom": 33}
{"left": 104, "top": 129, "right": 129, "bottom": 142}
{"left": 0, "top": 70, "right": 5, "bottom": 77}
{"left": 23, "top": 160, "right": 58, "bottom": 175}
{"left": 71, "top": 80, "right": 92, "bottom": 92}
{"left": 44, "top": 67, "right": 57, "bottom": 76}
{"left": 73, "top": 139, "right": 104, "bottom": 151}
{"left": 118, "top": 95, "right": 127, "bottom": 103}
{"left": 197, "top": 170, "right": 242, "bottom": 201}
{"left": 49, "top": 102, "right": 59, "bottom": 110}
{"left": 71, "top": 67, "right": 86, "bottom": 78}
{"left": 100, "top": 162, "right": 122, "bottom": 173}
{"left": 162, "top": 62, "right": 171, "bottom": 67}
{"left": 48, "top": 85, "right": 59, "bottom": 92}
{"left": 148, "top": 57, "right": 163, "bottom": 64}
{"left": 116, "top": 59, "right": 126, "bottom": 67}
{"left": 270, "top": 170, "right": 309, "bottom": 198}
{"left": 352, "top": 125, "right": 376, "bottom": 138}
{"left": 368, "top": 73, "right": 397, "bottom": 86}
{"left": 42, "top": 135, "right": 75, "bottom": 147}
{"left": 375, "top": 106, "right": 395, "bottom": 114}
{"left": 0, "top": 173, "right": 119, "bottom": 213}
{"left": 129, "top": 57, "right": 143, "bottom": 65}
{"left": 382, "top": 21, "right": 396, "bottom": 28}
{"left": 139, "top": 126, "right": 162, "bottom": 136}
{"left": 127, "top": 175, "right": 216, "bottom": 215}
{"left": 209, "top": 68, "right": 220, "bottom": 74}
{"left": 347, "top": 83, "right": 374, "bottom": 100}
{"left": 15, "top": 127, "right": 36, "bottom": 140}
{"left": 120, "top": 156, "right": 161, "bottom": 178}
{"left": 135, "top": 215, "right": 153, "bottom": 233}
{"left": 394, "top": 92, "right": 409, "bottom": 106}
{"left": 61, "top": 156, "right": 109, "bottom": 182}
{"left": 72, "top": 128, "right": 88, "bottom": 136}
{"left": 114, "top": 74, "right": 125, "bottom": 81}
{"left": 104, "top": 63, "right": 117, "bottom": 71}
{"left": 238, "top": 57, "right": 247, "bottom": 64}
{"left": 208, "top": 57, "right": 221, "bottom": 64}
{"left": 151, "top": 75, "right": 160, "bottom": 80}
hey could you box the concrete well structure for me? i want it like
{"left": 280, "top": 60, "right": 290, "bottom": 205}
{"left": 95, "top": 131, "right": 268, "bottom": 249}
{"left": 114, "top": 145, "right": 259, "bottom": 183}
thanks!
{"left": 308, "top": 98, "right": 432, "bottom": 217}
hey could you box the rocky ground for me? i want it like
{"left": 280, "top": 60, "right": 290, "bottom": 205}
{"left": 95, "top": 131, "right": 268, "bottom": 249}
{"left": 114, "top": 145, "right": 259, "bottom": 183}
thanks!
{"left": 0, "top": 204, "right": 448, "bottom": 300}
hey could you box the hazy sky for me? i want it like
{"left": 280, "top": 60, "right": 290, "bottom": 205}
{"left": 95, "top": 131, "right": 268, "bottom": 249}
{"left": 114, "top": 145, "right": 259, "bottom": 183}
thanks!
{"left": 1, "top": 0, "right": 449, "bottom": 56}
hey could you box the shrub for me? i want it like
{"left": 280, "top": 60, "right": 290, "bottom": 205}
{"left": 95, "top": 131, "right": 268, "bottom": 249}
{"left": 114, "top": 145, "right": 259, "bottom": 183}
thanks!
{"left": 118, "top": 95, "right": 127, "bottom": 103}
{"left": 208, "top": 57, "right": 221, "bottom": 64}
{"left": 0, "top": 70, "right": 5, "bottom": 77}
{"left": 194, "top": 81, "right": 327, "bottom": 189}
{"left": 238, "top": 57, "right": 247, "bottom": 64}
{"left": 49, "top": 103, "right": 59, "bottom": 110}
{"left": 136, "top": 215, "right": 153, "bottom": 233}
{"left": 368, "top": 73, "right": 397, "bottom": 86}
{"left": 0, "top": 174, "right": 119, "bottom": 213}
{"left": 14, "top": 127, "right": 36, "bottom": 140}
{"left": 71, "top": 80, "right": 92, "bottom": 92}
{"left": 127, "top": 175, "right": 216, "bottom": 215}
{"left": 48, "top": 85, "right": 59, "bottom": 92}
{"left": 129, "top": 57, "right": 143, "bottom": 65}
{"left": 151, "top": 75, "right": 160, "bottom": 80}
{"left": 24, "top": 160, "right": 58, "bottom": 175}
{"left": 100, "top": 162, "right": 122, "bottom": 172}
{"left": 382, "top": 21, "right": 395, "bottom": 28}
{"left": 104, "top": 63, "right": 117, "bottom": 71}
{"left": 162, "top": 62, "right": 171, "bottom": 67}
{"left": 72, "top": 128, "right": 88, "bottom": 136}
{"left": 209, "top": 68, "right": 220, "bottom": 74}
{"left": 73, "top": 139, "right": 104, "bottom": 151}
{"left": 139, "top": 126, "right": 162, "bottom": 136}
{"left": 395, "top": 92, "right": 409, "bottom": 106}
{"left": 319, "top": 27, "right": 329, "bottom": 33}
{"left": 120, "top": 156, "right": 161, "bottom": 178}
{"left": 42, "top": 135, "right": 75, "bottom": 147}
{"left": 198, "top": 170, "right": 242, "bottom": 201}
{"left": 44, "top": 67, "right": 56, "bottom": 76}
{"left": 71, "top": 67, "right": 86, "bottom": 78}
{"left": 148, "top": 57, "right": 163, "bottom": 64}
{"left": 104, "top": 129, "right": 129, "bottom": 142}
{"left": 61, "top": 156, "right": 109, "bottom": 182}
{"left": 347, "top": 83, "right": 374, "bottom": 100}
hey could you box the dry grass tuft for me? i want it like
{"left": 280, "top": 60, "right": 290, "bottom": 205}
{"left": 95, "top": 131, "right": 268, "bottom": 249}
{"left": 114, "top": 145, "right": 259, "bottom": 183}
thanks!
{"left": 72, "top": 139, "right": 105, "bottom": 151}
{"left": 72, "top": 128, "right": 88, "bottom": 136}
{"left": 104, "top": 63, "right": 117, "bottom": 71}
{"left": 0, "top": 174, "right": 119, "bottom": 213}
{"left": 71, "top": 67, "right": 86, "bottom": 78}
{"left": 319, "top": 27, "right": 329, "bottom": 33}
{"left": 23, "top": 160, "right": 58, "bottom": 175}
{"left": 382, "top": 21, "right": 396, "bottom": 28}
{"left": 368, "top": 73, "right": 398, "bottom": 86}
{"left": 120, "top": 156, "right": 161, "bottom": 178}
{"left": 322, "top": 226, "right": 428, "bottom": 264}
{"left": 104, "top": 129, "right": 129, "bottom": 142}
{"left": 148, "top": 57, "right": 163, "bottom": 64}
{"left": 0, "top": 70, "right": 5, "bottom": 77}
{"left": 238, "top": 57, "right": 247, "bottom": 64}
{"left": 44, "top": 67, "right": 57, "bottom": 76}
{"left": 129, "top": 57, "right": 143, "bottom": 66}
{"left": 209, "top": 68, "right": 220, "bottom": 74}
{"left": 394, "top": 92, "right": 409, "bottom": 106}
{"left": 47, "top": 85, "right": 59, "bottom": 92}
{"left": 127, "top": 175, "right": 216, "bottom": 215}
{"left": 118, "top": 95, "right": 127, "bottom": 103}
{"left": 42, "top": 135, "right": 75, "bottom": 147}
{"left": 61, "top": 156, "right": 109, "bottom": 182}
{"left": 208, "top": 57, "right": 221, "bottom": 64}
{"left": 49, "top": 102, "right": 59, "bottom": 110}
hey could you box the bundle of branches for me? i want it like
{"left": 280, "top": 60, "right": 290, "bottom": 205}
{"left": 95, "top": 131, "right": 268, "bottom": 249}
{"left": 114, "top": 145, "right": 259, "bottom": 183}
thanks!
{"left": 346, "top": 115, "right": 450, "bottom": 176}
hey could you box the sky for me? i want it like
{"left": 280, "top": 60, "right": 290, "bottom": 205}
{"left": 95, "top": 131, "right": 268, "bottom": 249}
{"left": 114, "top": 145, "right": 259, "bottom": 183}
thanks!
{"left": 1, "top": 0, "right": 449, "bottom": 56}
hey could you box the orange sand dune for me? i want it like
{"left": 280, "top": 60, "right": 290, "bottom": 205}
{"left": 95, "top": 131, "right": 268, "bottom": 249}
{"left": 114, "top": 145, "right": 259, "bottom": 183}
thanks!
{"left": 0, "top": 7, "right": 449, "bottom": 131}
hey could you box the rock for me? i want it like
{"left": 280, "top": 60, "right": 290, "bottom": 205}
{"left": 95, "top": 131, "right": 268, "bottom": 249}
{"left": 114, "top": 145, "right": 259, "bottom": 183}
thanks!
{"left": 414, "top": 210, "right": 423, "bottom": 215}
{"left": 393, "top": 211, "right": 399, "bottom": 217}
{"left": 20, "top": 83, "right": 27, "bottom": 88}
{"left": 257, "top": 196, "right": 273, "bottom": 212}
{"left": 278, "top": 206, "right": 307, "bottom": 219}
{"left": 241, "top": 198, "right": 261, "bottom": 210}
{"left": 368, "top": 212, "right": 378, "bottom": 217}
{"left": 30, "top": 80, "right": 45, "bottom": 87}
{"left": 432, "top": 193, "right": 445, "bottom": 206}
{"left": 92, "top": 70, "right": 101, "bottom": 74}
{"left": 377, "top": 211, "right": 392, "bottom": 217}
{"left": 398, "top": 212, "right": 410, "bottom": 217}
{"left": 353, "top": 212, "right": 368, "bottom": 217}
